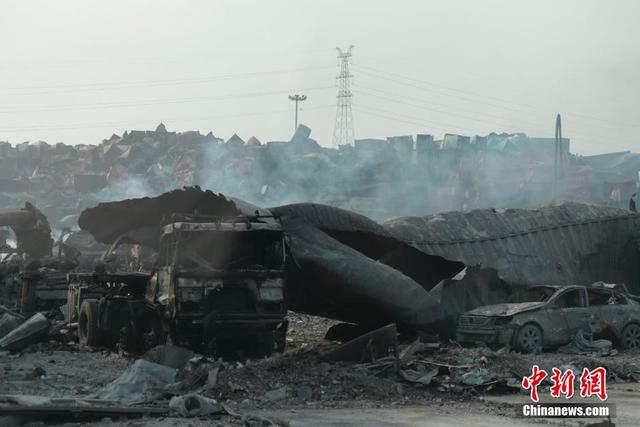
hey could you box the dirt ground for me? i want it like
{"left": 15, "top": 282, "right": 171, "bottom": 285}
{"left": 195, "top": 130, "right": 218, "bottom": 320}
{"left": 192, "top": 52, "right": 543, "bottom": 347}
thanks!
{"left": 1, "top": 312, "right": 637, "bottom": 426}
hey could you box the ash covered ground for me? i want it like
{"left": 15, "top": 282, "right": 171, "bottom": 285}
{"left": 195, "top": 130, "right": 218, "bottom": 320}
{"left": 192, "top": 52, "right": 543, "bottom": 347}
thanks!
{"left": 1, "top": 312, "right": 638, "bottom": 426}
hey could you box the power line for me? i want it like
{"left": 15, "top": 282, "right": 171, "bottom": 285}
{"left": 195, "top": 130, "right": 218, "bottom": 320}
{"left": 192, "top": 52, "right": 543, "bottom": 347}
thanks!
{"left": 355, "top": 67, "right": 558, "bottom": 124}
{"left": 354, "top": 104, "right": 478, "bottom": 134}
{"left": 357, "top": 88, "right": 533, "bottom": 129}
{"left": 355, "top": 63, "right": 549, "bottom": 113}
{"left": 353, "top": 63, "right": 640, "bottom": 129}
{"left": 5, "top": 48, "right": 337, "bottom": 67}
{"left": 354, "top": 107, "right": 457, "bottom": 134}
{"left": 0, "top": 65, "right": 334, "bottom": 96}
{"left": 352, "top": 67, "right": 629, "bottom": 143}
{"left": 355, "top": 85, "right": 612, "bottom": 142}
{"left": 0, "top": 86, "right": 333, "bottom": 114}
{"left": 0, "top": 105, "right": 335, "bottom": 133}
{"left": 357, "top": 84, "right": 550, "bottom": 129}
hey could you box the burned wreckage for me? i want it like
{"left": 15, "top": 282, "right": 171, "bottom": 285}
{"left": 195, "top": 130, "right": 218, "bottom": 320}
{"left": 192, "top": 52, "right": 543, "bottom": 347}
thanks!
{"left": 29, "top": 186, "right": 635, "bottom": 357}
{"left": 457, "top": 284, "right": 640, "bottom": 353}
{"left": 0, "top": 202, "right": 75, "bottom": 314}
{"left": 68, "top": 190, "right": 288, "bottom": 357}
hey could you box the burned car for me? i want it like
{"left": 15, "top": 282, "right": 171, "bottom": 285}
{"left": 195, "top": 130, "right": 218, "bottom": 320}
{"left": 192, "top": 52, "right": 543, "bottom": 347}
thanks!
{"left": 456, "top": 285, "right": 640, "bottom": 353}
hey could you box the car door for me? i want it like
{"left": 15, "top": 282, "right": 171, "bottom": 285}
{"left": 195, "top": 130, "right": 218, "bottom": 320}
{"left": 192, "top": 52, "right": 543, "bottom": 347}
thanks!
{"left": 544, "top": 298, "right": 571, "bottom": 345}
{"left": 546, "top": 288, "right": 591, "bottom": 344}
{"left": 591, "top": 289, "right": 630, "bottom": 337}
{"left": 586, "top": 288, "right": 617, "bottom": 336}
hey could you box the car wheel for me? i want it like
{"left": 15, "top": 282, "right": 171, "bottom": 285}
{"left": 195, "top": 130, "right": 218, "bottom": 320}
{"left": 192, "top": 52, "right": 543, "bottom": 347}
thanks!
{"left": 622, "top": 324, "right": 640, "bottom": 350}
{"left": 516, "top": 324, "right": 543, "bottom": 354}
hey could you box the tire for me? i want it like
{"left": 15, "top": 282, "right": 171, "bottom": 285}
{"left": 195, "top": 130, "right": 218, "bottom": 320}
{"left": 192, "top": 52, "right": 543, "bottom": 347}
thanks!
{"left": 78, "top": 299, "right": 101, "bottom": 347}
{"left": 622, "top": 323, "right": 640, "bottom": 350}
{"left": 515, "top": 323, "right": 543, "bottom": 354}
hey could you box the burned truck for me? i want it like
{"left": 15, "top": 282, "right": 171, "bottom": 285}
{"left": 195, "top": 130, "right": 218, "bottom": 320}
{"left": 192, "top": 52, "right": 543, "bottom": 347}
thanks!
{"left": 0, "top": 203, "right": 77, "bottom": 314}
{"left": 68, "top": 213, "right": 288, "bottom": 357}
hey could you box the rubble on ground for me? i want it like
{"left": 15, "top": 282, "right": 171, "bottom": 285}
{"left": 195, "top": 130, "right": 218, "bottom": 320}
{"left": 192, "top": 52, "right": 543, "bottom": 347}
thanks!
{"left": 0, "top": 312, "right": 638, "bottom": 425}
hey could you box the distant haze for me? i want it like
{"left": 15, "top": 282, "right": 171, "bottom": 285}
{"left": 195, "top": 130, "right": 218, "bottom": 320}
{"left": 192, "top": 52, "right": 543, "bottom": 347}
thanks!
{"left": 1, "top": 0, "right": 638, "bottom": 155}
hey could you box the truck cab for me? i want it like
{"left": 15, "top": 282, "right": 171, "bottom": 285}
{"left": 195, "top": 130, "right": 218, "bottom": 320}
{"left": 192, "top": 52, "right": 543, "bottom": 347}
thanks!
{"left": 69, "top": 214, "right": 288, "bottom": 358}
{"left": 154, "top": 217, "right": 288, "bottom": 355}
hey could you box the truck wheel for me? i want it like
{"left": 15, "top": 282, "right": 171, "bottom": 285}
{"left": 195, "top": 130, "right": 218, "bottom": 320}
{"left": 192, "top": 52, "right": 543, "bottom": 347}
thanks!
{"left": 622, "top": 324, "right": 640, "bottom": 350}
{"left": 79, "top": 299, "right": 101, "bottom": 347}
{"left": 515, "top": 324, "right": 543, "bottom": 354}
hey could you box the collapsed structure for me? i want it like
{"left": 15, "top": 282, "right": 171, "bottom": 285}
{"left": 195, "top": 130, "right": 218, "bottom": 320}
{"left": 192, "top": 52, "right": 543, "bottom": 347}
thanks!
{"left": 75, "top": 187, "right": 640, "bottom": 337}
{"left": 384, "top": 203, "right": 640, "bottom": 288}
{"left": 0, "top": 123, "right": 638, "bottom": 355}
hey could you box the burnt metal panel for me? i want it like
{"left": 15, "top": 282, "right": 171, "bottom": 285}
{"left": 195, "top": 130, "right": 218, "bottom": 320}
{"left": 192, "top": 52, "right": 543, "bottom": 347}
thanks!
{"left": 383, "top": 203, "right": 640, "bottom": 289}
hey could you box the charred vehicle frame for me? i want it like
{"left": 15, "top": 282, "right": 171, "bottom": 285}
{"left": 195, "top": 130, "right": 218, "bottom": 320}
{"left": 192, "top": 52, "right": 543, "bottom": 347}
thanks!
{"left": 456, "top": 285, "right": 640, "bottom": 353}
{"left": 67, "top": 213, "right": 289, "bottom": 357}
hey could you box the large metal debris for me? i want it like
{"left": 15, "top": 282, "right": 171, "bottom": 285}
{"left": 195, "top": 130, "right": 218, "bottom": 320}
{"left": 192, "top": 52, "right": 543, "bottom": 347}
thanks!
{"left": 0, "top": 395, "right": 167, "bottom": 421}
{"left": 321, "top": 323, "right": 398, "bottom": 363}
{"left": 0, "top": 312, "right": 49, "bottom": 352}
{"left": 0, "top": 203, "right": 53, "bottom": 259}
{"left": 429, "top": 267, "right": 511, "bottom": 336}
{"left": 0, "top": 306, "right": 24, "bottom": 339}
{"left": 0, "top": 313, "right": 22, "bottom": 339}
{"left": 73, "top": 188, "right": 640, "bottom": 333}
{"left": 384, "top": 203, "right": 640, "bottom": 289}
{"left": 270, "top": 202, "right": 397, "bottom": 259}
{"left": 280, "top": 218, "right": 442, "bottom": 327}
{"left": 78, "top": 187, "right": 242, "bottom": 246}
{"left": 77, "top": 190, "right": 446, "bottom": 329}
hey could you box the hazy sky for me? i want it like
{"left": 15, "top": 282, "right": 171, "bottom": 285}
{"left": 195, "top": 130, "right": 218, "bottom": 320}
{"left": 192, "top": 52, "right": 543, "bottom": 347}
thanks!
{"left": 1, "top": 0, "right": 638, "bottom": 155}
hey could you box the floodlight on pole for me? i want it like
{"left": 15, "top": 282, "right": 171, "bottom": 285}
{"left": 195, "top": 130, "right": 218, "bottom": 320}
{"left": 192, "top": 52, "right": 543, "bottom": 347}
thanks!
{"left": 288, "top": 94, "right": 307, "bottom": 131}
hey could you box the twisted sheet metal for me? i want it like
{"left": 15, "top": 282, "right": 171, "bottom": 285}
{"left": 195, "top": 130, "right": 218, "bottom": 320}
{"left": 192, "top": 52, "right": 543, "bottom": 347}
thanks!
{"left": 383, "top": 203, "right": 640, "bottom": 287}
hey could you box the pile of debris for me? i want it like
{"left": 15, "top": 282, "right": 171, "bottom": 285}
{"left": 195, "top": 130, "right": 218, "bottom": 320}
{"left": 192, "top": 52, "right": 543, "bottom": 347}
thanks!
{"left": 1, "top": 123, "right": 639, "bottom": 228}
{"left": 0, "top": 305, "right": 67, "bottom": 354}
{"left": 2, "top": 313, "right": 639, "bottom": 425}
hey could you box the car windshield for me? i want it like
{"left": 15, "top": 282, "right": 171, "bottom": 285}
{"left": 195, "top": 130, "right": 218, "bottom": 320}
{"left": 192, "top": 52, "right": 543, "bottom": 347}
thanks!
{"left": 174, "top": 229, "right": 284, "bottom": 271}
{"left": 508, "top": 287, "right": 556, "bottom": 303}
